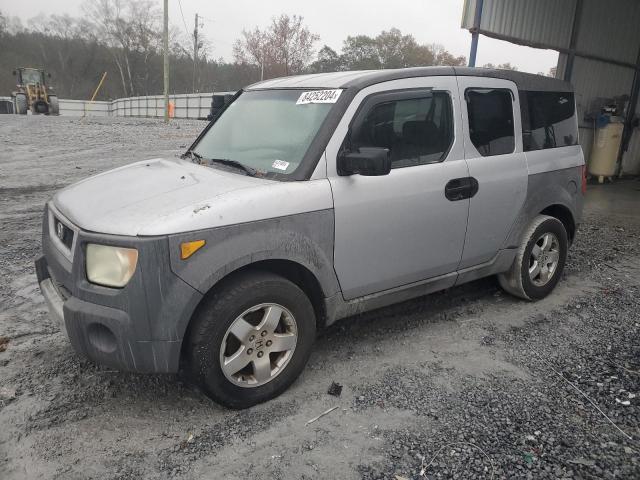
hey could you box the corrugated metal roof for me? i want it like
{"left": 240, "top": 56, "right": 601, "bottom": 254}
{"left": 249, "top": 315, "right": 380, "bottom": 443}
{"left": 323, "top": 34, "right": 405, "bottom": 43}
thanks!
{"left": 462, "top": 0, "right": 640, "bottom": 66}
{"left": 461, "top": 0, "right": 576, "bottom": 50}
{"left": 575, "top": 0, "right": 640, "bottom": 65}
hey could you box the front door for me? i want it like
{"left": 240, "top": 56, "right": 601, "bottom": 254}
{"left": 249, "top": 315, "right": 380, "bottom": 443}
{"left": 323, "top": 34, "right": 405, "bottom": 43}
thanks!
{"left": 325, "top": 77, "right": 471, "bottom": 300}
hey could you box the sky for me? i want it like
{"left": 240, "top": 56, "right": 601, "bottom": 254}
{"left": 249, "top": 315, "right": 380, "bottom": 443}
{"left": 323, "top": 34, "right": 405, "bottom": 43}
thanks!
{"left": 2, "top": 0, "right": 558, "bottom": 74}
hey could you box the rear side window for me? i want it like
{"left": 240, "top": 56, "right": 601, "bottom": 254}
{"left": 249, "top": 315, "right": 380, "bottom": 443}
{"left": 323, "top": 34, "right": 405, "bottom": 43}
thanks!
{"left": 521, "top": 91, "right": 578, "bottom": 151}
{"left": 465, "top": 88, "right": 515, "bottom": 156}
{"left": 350, "top": 92, "right": 453, "bottom": 168}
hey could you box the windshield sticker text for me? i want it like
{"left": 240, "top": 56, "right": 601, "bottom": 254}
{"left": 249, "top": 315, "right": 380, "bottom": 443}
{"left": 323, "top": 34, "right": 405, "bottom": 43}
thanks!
{"left": 272, "top": 159, "right": 290, "bottom": 171}
{"left": 296, "top": 89, "right": 342, "bottom": 105}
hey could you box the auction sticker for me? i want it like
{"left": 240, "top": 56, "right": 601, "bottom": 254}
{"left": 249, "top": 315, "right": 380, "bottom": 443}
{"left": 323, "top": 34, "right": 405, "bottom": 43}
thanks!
{"left": 272, "top": 159, "right": 290, "bottom": 171}
{"left": 296, "top": 89, "right": 342, "bottom": 105}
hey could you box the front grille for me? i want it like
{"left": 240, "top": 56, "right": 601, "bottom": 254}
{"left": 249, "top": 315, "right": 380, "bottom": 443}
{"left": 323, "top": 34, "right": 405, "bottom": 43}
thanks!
{"left": 53, "top": 216, "right": 74, "bottom": 250}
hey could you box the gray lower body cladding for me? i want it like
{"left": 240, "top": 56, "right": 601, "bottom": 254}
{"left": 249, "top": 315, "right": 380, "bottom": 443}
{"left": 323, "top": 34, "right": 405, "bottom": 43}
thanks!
{"left": 37, "top": 205, "right": 202, "bottom": 373}
{"left": 36, "top": 208, "right": 338, "bottom": 374}
{"left": 504, "top": 166, "right": 583, "bottom": 249}
{"left": 167, "top": 209, "right": 340, "bottom": 297}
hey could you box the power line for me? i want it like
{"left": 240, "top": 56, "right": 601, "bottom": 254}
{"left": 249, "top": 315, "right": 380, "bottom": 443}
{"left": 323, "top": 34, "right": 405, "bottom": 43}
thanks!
{"left": 176, "top": 0, "right": 190, "bottom": 38}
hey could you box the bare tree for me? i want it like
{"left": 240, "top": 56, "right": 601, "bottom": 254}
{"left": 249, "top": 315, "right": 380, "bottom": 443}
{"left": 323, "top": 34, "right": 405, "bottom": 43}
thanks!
{"left": 234, "top": 14, "right": 318, "bottom": 79}
{"left": 82, "top": 0, "right": 161, "bottom": 96}
{"left": 233, "top": 27, "right": 271, "bottom": 78}
{"left": 0, "top": 11, "right": 24, "bottom": 35}
{"left": 430, "top": 44, "right": 466, "bottom": 66}
{"left": 482, "top": 62, "right": 518, "bottom": 70}
{"left": 269, "top": 15, "right": 318, "bottom": 75}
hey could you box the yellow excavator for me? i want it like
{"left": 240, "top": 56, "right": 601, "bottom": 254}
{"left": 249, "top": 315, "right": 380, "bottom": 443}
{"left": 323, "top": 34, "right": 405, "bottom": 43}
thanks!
{"left": 12, "top": 67, "right": 59, "bottom": 115}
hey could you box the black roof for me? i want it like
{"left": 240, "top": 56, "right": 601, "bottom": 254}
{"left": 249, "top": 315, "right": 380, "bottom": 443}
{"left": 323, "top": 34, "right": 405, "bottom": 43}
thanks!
{"left": 248, "top": 66, "right": 573, "bottom": 92}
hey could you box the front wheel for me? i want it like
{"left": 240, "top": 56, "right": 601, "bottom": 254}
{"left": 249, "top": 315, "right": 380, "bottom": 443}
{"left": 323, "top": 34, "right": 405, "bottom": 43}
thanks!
{"left": 187, "top": 271, "right": 316, "bottom": 409}
{"left": 14, "top": 93, "right": 27, "bottom": 115}
{"left": 498, "top": 215, "right": 568, "bottom": 300}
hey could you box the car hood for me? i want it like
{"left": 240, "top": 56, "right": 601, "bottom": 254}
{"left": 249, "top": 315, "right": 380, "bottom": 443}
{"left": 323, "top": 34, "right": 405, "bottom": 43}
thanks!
{"left": 54, "top": 158, "right": 268, "bottom": 235}
{"left": 53, "top": 157, "right": 333, "bottom": 236}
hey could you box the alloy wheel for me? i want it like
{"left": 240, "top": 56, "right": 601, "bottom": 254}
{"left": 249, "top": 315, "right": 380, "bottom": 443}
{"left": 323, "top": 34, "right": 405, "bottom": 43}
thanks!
{"left": 219, "top": 303, "right": 298, "bottom": 388}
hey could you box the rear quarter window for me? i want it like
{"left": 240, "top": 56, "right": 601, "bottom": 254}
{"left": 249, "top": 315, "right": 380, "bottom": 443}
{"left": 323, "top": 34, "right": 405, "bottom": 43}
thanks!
{"left": 520, "top": 91, "right": 578, "bottom": 151}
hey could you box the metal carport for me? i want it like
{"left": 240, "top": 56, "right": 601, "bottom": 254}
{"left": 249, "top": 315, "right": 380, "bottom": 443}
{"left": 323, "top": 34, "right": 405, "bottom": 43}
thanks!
{"left": 461, "top": 0, "right": 640, "bottom": 177}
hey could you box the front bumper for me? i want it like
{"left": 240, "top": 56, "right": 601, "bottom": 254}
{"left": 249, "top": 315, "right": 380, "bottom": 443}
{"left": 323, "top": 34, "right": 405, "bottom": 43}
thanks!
{"left": 36, "top": 204, "right": 203, "bottom": 373}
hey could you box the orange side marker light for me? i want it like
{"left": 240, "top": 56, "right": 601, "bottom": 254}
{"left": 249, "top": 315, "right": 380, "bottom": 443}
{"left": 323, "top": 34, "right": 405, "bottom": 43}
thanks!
{"left": 180, "top": 240, "right": 206, "bottom": 260}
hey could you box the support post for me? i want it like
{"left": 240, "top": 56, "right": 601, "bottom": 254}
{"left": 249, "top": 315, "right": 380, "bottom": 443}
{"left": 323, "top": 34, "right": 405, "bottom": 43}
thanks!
{"left": 163, "top": 0, "right": 169, "bottom": 123}
{"left": 192, "top": 13, "right": 199, "bottom": 93}
{"left": 616, "top": 45, "right": 640, "bottom": 176}
{"left": 468, "top": 0, "right": 484, "bottom": 67}
{"left": 564, "top": 0, "right": 583, "bottom": 82}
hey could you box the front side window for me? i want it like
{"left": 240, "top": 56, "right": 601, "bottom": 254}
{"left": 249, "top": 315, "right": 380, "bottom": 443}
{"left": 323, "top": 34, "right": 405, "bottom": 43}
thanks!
{"left": 521, "top": 91, "right": 578, "bottom": 151}
{"left": 193, "top": 89, "right": 336, "bottom": 177}
{"left": 349, "top": 91, "right": 453, "bottom": 168}
{"left": 465, "top": 88, "right": 515, "bottom": 156}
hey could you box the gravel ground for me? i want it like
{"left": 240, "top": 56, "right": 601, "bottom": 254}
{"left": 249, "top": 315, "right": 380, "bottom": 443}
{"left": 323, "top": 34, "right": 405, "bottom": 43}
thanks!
{"left": 1, "top": 115, "right": 639, "bottom": 479}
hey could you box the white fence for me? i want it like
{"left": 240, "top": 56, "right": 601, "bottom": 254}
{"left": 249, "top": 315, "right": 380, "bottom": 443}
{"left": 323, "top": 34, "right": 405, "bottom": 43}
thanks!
{"left": 58, "top": 99, "right": 111, "bottom": 117}
{"left": 58, "top": 92, "right": 234, "bottom": 119}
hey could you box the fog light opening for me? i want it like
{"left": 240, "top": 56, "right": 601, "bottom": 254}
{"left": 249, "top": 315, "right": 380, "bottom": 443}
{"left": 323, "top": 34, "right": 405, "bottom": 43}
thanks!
{"left": 87, "top": 323, "right": 118, "bottom": 354}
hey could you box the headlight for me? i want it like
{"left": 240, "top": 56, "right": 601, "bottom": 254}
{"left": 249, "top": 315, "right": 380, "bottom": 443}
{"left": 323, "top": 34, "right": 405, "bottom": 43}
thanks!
{"left": 86, "top": 244, "right": 138, "bottom": 288}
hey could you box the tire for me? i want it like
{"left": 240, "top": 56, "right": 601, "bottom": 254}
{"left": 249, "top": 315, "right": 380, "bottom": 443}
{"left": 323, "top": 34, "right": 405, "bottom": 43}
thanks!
{"left": 187, "top": 271, "right": 316, "bottom": 409}
{"left": 498, "top": 215, "right": 568, "bottom": 301}
{"left": 14, "top": 94, "right": 27, "bottom": 115}
{"left": 48, "top": 95, "right": 59, "bottom": 115}
{"left": 33, "top": 100, "right": 48, "bottom": 114}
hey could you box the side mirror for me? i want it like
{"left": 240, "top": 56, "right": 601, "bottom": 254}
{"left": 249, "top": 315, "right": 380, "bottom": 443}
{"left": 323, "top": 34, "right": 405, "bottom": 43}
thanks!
{"left": 338, "top": 147, "right": 391, "bottom": 176}
{"left": 12, "top": 70, "right": 16, "bottom": 76}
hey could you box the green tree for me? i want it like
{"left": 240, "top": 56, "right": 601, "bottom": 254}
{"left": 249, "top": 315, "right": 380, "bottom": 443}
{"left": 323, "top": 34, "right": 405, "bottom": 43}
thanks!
{"left": 338, "top": 29, "right": 465, "bottom": 71}
{"left": 341, "top": 35, "right": 381, "bottom": 69}
{"left": 376, "top": 28, "right": 434, "bottom": 68}
{"left": 309, "top": 45, "right": 344, "bottom": 73}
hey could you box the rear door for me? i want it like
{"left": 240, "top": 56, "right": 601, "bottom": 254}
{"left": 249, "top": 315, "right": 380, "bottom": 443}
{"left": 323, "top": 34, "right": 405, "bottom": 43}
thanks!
{"left": 325, "top": 77, "right": 470, "bottom": 300}
{"left": 456, "top": 77, "right": 528, "bottom": 269}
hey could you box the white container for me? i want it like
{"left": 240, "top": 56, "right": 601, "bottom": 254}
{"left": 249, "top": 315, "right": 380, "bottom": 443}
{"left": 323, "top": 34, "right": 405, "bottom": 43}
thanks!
{"left": 589, "top": 121, "right": 623, "bottom": 181}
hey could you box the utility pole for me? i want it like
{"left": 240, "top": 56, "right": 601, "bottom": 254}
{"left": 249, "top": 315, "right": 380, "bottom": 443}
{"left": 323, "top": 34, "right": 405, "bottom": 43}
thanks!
{"left": 192, "top": 13, "right": 198, "bottom": 93}
{"left": 163, "top": 0, "right": 169, "bottom": 122}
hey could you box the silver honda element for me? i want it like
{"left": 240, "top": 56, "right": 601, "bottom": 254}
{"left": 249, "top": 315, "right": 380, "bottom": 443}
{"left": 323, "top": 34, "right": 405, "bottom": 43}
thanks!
{"left": 36, "top": 67, "right": 585, "bottom": 408}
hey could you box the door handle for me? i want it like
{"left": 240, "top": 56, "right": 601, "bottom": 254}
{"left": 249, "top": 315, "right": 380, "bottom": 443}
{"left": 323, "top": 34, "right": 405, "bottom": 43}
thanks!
{"left": 445, "top": 177, "right": 479, "bottom": 201}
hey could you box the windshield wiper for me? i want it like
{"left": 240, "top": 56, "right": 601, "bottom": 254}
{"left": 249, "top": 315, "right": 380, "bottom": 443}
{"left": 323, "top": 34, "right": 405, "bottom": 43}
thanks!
{"left": 208, "top": 158, "right": 259, "bottom": 177}
{"left": 182, "top": 150, "right": 204, "bottom": 163}
{"left": 184, "top": 150, "right": 261, "bottom": 177}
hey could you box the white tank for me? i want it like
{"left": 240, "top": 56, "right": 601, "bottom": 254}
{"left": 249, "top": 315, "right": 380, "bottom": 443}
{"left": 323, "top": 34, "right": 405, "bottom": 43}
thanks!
{"left": 589, "top": 121, "right": 623, "bottom": 181}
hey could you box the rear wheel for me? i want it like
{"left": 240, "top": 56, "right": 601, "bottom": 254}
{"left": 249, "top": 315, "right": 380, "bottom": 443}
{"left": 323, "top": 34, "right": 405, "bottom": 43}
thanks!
{"left": 14, "top": 94, "right": 27, "bottom": 115}
{"left": 187, "top": 271, "right": 316, "bottom": 409}
{"left": 498, "top": 215, "right": 568, "bottom": 300}
{"left": 48, "top": 95, "right": 59, "bottom": 115}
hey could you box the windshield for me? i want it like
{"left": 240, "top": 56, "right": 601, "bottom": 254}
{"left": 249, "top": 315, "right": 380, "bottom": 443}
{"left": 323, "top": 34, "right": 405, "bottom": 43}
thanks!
{"left": 21, "top": 69, "right": 43, "bottom": 84}
{"left": 192, "top": 89, "right": 338, "bottom": 177}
